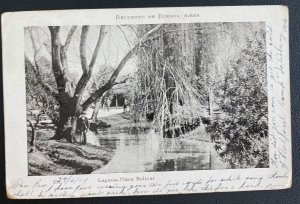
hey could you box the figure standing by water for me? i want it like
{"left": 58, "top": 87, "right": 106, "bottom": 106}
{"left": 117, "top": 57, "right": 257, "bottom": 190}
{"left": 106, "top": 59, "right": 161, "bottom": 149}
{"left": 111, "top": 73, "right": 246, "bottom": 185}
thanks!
{"left": 78, "top": 111, "right": 90, "bottom": 144}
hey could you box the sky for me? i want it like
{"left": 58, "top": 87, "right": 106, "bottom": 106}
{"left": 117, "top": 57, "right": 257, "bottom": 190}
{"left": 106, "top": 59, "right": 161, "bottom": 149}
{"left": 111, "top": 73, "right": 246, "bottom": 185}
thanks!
{"left": 24, "top": 25, "right": 139, "bottom": 82}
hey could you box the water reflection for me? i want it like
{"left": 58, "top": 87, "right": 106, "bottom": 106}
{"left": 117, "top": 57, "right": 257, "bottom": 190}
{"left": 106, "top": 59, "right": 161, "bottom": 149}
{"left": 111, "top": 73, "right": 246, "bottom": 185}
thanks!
{"left": 154, "top": 156, "right": 209, "bottom": 171}
{"left": 89, "top": 127, "right": 225, "bottom": 174}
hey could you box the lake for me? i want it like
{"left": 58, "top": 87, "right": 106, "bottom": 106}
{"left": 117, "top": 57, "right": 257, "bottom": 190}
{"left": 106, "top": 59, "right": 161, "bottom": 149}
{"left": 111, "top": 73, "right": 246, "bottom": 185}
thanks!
{"left": 88, "top": 126, "right": 227, "bottom": 174}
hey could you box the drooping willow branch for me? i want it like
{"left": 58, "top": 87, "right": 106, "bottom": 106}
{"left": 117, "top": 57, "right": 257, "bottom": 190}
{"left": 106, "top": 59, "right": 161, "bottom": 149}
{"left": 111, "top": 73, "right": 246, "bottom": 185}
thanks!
{"left": 132, "top": 35, "right": 205, "bottom": 136}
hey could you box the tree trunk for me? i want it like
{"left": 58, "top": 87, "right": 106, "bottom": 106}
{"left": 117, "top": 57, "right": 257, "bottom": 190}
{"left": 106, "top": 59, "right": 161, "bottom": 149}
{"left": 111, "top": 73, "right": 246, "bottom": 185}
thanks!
{"left": 115, "top": 95, "right": 118, "bottom": 110}
{"left": 70, "top": 116, "right": 78, "bottom": 142}
{"left": 91, "top": 101, "right": 101, "bottom": 122}
{"left": 194, "top": 25, "right": 203, "bottom": 77}
{"left": 27, "top": 119, "right": 35, "bottom": 152}
{"left": 51, "top": 107, "right": 70, "bottom": 140}
{"left": 208, "top": 87, "right": 213, "bottom": 116}
{"left": 53, "top": 110, "right": 82, "bottom": 143}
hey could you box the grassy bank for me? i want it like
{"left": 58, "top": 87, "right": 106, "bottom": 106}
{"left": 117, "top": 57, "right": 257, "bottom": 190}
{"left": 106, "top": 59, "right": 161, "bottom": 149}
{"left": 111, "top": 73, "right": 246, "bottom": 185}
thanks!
{"left": 180, "top": 125, "right": 212, "bottom": 142}
{"left": 98, "top": 112, "right": 150, "bottom": 128}
{"left": 28, "top": 129, "right": 113, "bottom": 176}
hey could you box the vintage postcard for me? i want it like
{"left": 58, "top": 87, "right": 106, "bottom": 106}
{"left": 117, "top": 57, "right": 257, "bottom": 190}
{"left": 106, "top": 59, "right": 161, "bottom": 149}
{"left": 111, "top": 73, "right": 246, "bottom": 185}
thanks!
{"left": 2, "top": 5, "right": 291, "bottom": 199}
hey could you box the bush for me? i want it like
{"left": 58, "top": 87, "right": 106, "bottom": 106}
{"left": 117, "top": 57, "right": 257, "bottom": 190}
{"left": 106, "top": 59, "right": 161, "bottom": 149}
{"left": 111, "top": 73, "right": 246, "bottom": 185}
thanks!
{"left": 207, "top": 113, "right": 268, "bottom": 168}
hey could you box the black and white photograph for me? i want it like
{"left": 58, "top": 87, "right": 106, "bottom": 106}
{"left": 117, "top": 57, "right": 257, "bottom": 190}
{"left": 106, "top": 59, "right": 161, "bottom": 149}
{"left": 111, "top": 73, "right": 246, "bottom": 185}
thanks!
{"left": 25, "top": 22, "right": 268, "bottom": 175}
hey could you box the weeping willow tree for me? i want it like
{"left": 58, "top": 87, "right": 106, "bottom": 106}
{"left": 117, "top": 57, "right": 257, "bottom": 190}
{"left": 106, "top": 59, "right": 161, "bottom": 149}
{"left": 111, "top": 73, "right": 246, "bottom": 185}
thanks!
{"left": 132, "top": 24, "right": 206, "bottom": 138}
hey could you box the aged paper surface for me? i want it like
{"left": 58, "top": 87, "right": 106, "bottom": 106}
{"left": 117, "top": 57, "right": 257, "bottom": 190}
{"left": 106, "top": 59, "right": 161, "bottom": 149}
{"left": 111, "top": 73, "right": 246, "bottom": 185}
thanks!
{"left": 2, "top": 5, "right": 291, "bottom": 199}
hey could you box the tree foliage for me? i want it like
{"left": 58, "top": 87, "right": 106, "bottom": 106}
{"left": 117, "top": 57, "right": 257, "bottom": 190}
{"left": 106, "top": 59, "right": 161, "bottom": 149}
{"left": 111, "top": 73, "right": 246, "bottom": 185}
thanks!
{"left": 207, "top": 26, "right": 268, "bottom": 168}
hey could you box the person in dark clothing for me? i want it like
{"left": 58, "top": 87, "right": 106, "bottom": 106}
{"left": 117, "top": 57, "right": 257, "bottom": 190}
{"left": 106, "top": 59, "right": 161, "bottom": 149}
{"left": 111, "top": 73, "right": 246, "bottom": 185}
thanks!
{"left": 78, "top": 111, "right": 90, "bottom": 144}
{"left": 123, "top": 103, "right": 127, "bottom": 112}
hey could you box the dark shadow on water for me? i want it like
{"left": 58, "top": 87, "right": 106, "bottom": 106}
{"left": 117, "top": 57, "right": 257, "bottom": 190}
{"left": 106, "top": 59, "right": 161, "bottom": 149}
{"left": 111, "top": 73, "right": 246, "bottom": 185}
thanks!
{"left": 154, "top": 155, "right": 209, "bottom": 171}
